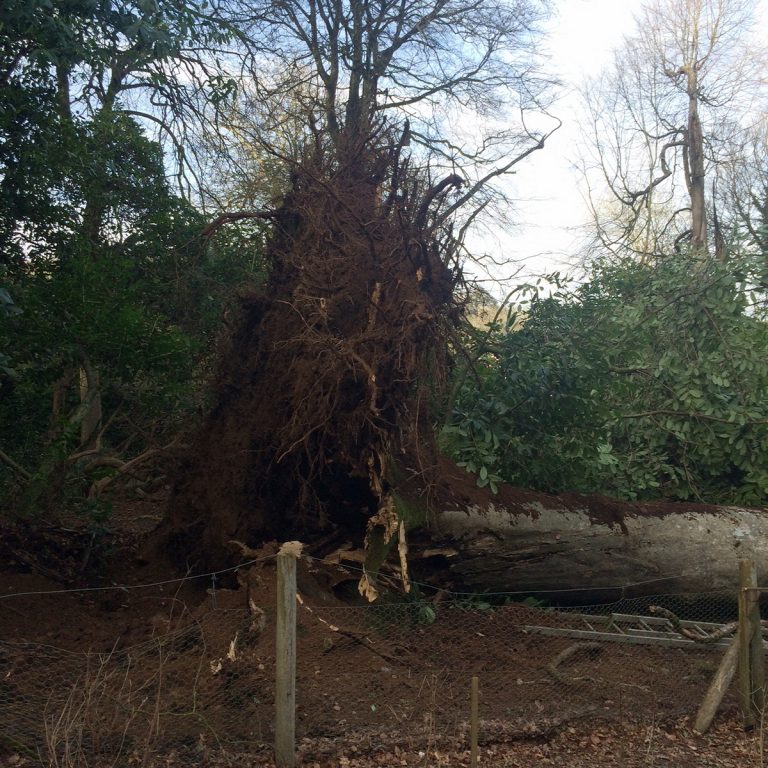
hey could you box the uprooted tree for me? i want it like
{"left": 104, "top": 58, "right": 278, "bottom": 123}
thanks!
{"left": 159, "top": 0, "right": 766, "bottom": 599}
{"left": 160, "top": 0, "right": 556, "bottom": 578}
{"left": 165, "top": 130, "right": 465, "bottom": 568}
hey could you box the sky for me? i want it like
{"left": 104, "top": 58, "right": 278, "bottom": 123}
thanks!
{"left": 472, "top": 0, "right": 647, "bottom": 286}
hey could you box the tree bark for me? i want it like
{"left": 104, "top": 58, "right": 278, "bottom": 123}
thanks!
{"left": 161, "top": 433, "right": 768, "bottom": 604}
{"left": 78, "top": 355, "right": 102, "bottom": 450}
{"left": 417, "top": 482, "right": 768, "bottom": 601}
{"left": 685, "top": 67, "right": 708, "bottom": 253}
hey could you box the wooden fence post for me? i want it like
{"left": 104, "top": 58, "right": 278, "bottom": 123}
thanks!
{"left": 694, "top": 635, "right": 739, "bottom": 734}
{"left": 738, "top": 559, "right": 761, "bottom": 729}
{"left": 470, "top": 675, "right": 479, "bottom": 768}
{"left": 748, "top": 563, "right": 765, "bottom": 714}
{"left": 275, "top": 541, "right": 302, "bottom": 767}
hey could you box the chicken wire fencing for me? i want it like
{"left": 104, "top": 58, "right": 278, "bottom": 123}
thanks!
{"left": 296, "top": 590, "right": 747, "bottom": 751}
{"left": 0, "top": 560, "right": 762, "bottom": 766}
{"left": 1, "top": 606, "right": 272, "bottom": 766}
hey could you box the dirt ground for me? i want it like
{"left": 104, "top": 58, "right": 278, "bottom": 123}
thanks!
{"left": 0, "top": 501, "right": 764, "bottom": 767}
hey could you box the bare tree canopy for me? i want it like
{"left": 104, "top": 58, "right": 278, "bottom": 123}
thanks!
{"left": 720, "top": 117, "right": 768, "bottom": 255}
{"left": 580, "top": 0, "right": 766, "bottom": 261}
{"left": 213, "top": 0, "right": 559, "bottom": 224}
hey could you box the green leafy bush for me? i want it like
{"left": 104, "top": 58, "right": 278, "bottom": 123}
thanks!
{"left": 443, "top": 253, "right": 768, "bottom": 505}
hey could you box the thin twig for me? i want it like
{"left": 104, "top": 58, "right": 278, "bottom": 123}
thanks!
{"left": 0, "top": 447, "right": 31, "bottom": 480}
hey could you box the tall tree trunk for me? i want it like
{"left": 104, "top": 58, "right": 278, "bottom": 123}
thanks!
{"left": 379, "top": 457, "right": 768, "bottom": 603}
{"left": 78, "top": 354, "right": 102, "bottom": 450}
{"left": 686, "top": 68, "right": 708, "bottom": 253}
{"left": 421, "top": 491, "right": 768, "bottom": 602}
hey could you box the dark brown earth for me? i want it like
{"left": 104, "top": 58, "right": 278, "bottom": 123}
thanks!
{"left": 0, "top": 500, "right": 764, "bottom": 767}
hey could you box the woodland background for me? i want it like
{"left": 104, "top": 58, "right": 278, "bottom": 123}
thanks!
{"left": 2, "top": 0, "right": 768, "bottom": 541}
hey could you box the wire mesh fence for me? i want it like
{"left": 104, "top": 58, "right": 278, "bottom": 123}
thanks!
{"left": 1, "top": 607, "right": 273, "bottom": 765}
{"left": 0, "top": 556, "right": 761, "bottom": 766}
{"left": 295, "top": 592, "right": 742, "bottom": 748}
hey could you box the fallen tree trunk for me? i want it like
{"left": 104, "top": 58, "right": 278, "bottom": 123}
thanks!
{"left": 161, "top": 443, "right": 768, "bottom": 603}
{"left": 406, "top": 460, "right": 768, "bottom": 602}
{"left": 396, "top": 452, "right": 768, "bottom": 603}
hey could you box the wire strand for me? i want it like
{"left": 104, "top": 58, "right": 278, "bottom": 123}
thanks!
{"left": 0, "top": 553, "right": 277, "bottom": 601}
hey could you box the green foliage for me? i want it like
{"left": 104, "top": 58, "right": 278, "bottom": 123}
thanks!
{"left": 399, "top": 584, "right": 438, "bottom": 626}
{"left": 443, "top": 253, "right": 768, "bottom": 505}
{"left": 0, "top": 139, "right": 264, "bottom": 509}
{"left": 0, "top": 1, "right": 267, "bottom": 515}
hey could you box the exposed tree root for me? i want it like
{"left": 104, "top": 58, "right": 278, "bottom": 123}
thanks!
{"left": 162, "top": 127, "right": 466, "bottom": 571}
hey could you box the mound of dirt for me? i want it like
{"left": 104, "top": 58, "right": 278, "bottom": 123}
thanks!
{"left": 161, "top": 131, "right": 464, "bottom": 570}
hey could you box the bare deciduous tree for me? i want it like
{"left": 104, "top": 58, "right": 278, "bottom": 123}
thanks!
{"left": 720, "top": 117, "right": 768, "bottom": 256}
{"left": 580, "top": 0, "right": 764, "bottom": 261}
{"left": 214, "top": 0, "right": 560, "bottom": 233}
{"left": 161, "top": 0, "right": 560, "bottom": 570}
